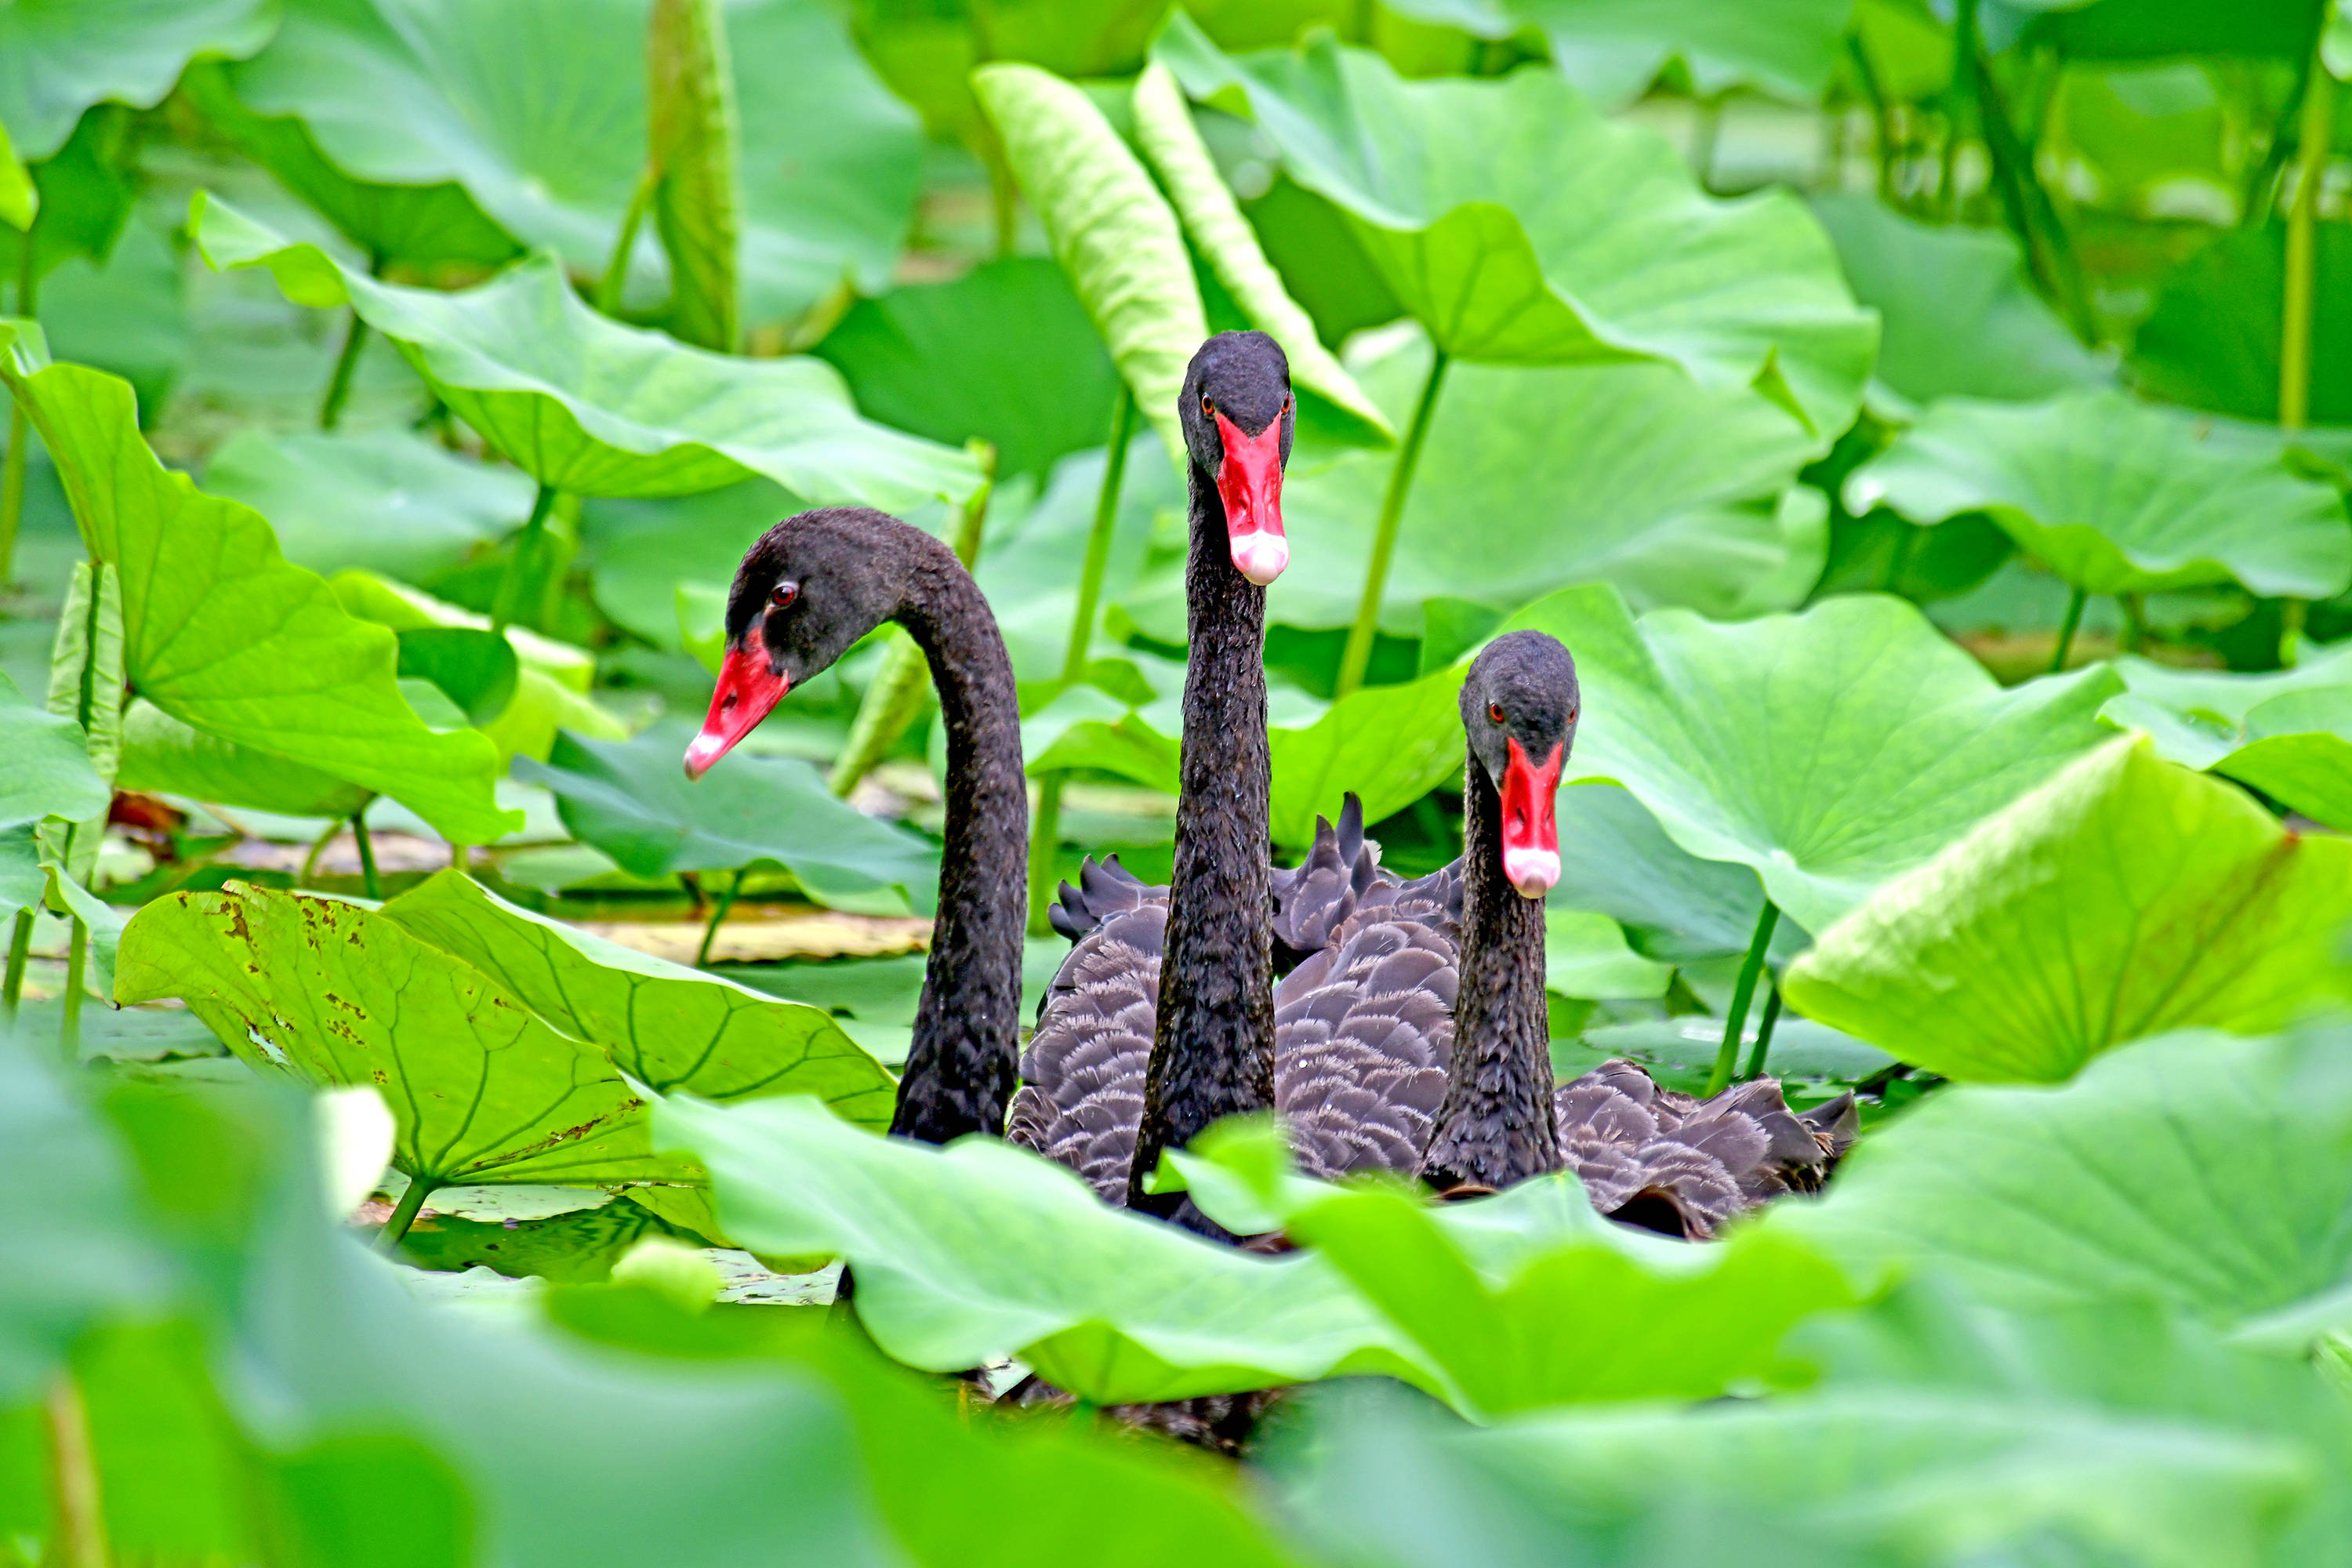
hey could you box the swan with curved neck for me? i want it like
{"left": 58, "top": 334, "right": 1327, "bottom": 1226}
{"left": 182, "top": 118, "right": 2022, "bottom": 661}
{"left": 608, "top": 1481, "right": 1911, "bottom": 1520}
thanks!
{"left": 684, "top": 505, "right": 1026, "bottom": 1145}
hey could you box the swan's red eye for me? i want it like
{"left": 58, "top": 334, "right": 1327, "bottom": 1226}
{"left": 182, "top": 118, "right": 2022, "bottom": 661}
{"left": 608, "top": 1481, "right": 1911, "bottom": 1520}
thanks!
{"left": 771, "top": 582, "right": 797, "bottom": 608}
{"left": 1201, "top": 396, "right": 1214, "bottom": 416}
{"left": 1489, "top": 702, "right": 1506, "bottom": 724}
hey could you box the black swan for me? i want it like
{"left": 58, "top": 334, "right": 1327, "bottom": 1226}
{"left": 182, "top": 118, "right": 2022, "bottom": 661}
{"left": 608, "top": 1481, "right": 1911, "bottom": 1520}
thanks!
{"left": 685, "top": 506, "right": 1026, "bottom": 1145}
{"left": 1421, "top": 631, "right": 1857, "bottom": 1238}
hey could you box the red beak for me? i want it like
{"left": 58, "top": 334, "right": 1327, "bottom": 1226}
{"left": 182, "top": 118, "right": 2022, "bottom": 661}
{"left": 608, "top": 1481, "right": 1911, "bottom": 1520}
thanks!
{"left": 1214, "top": 408, "right": 1287, "bottom": 586}
{"left": 1499, "top": 737, "right": 1563, "bottom": 898}
{"left": 685, "top": 629, "right": 789, "bottom": 779}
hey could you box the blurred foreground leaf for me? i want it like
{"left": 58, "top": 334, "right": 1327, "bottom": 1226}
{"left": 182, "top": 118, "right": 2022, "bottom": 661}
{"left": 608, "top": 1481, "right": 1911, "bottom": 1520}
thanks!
{"left": 2102, "top": 646, "right": 2352, "bottom": 831}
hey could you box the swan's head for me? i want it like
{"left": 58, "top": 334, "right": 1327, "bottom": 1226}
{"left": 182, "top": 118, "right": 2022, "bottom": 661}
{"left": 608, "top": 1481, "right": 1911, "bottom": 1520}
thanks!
{"left": 1461, "top": 631, "right": 1579, "bottom": 899}
{"left": 1180, "top": 331, "right": 1293, "bottom": 586}
{"left": 687, "top": 506, "right": 913, "bottom": 779}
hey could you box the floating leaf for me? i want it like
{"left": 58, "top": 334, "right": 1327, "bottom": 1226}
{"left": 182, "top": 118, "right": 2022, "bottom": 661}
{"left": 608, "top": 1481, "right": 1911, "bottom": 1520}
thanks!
{"left": 382, "top": 870, "right": 898, "bottom": 1124}
{"left": 1811, "top": 193, "right": 2110, "bottom": 412}
{"left": 648, "top": 0, "right": 741, "bottom": 351}
{"left": 972, "top": 61, "right": 1207, "bottom": 467}
{"left": 1773, "top": 1024, "right": 2352, "bottom": 1339}
{"left": 1131, "top": 60, "right": 1390, "bottom": 448}
{"left": 2102, "top": 646, "right": 2352, "bottom": 831}
{"left": 815, "top": 259, "right": 1120, "bottom": 485}
{"left": 191, "top": 193, "right": 981, "bottom": 506}
{"left": 1265, "top": 330, "right": 1831, "bottom": 633}
{"left": 115, "top": 884, "right": 688, "bottom": 1188}
{"left": 659, "top": 1091, "right": 1432, "bottom": 1405}
{"left": 1782, "top": 737, "right": 2352, "bottom": 1083}
{"left": 0, "top": 0, "right": 277, "bottom": 162}
{"left": 1157, "top": 19, "right": 1875, "bottom": 435}
{"left": 1500, "top": 584, "right": 2120, "bottom": 934}
{"left": 204, "top": 427, "right": 538, "bottom": 585}
{"left": 1846, "top": 391, "right": 2352, "bottom": 600}
{"left": 0, "top": 326, "right": 518, "bottom": 844}
{"left": 514, "top": 722, "right": 939, "bottom": 913}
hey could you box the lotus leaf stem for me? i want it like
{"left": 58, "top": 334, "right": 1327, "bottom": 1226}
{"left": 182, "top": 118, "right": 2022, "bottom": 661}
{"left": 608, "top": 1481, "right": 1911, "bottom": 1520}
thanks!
{"left": 1338, "top": 347, "right": 1450, "bottom": 699}
{"left": 60, "top": 914, "right": 86, "bottom": 1062}
{"left": 1741, "top": 978, "right": 1784, "bottom": 1081}
{"left": 598, "top": 165, "right": 659, "bottom": 317}
{"left": 695, "top": 867, "right": 744, "bottom": 967}
{"left": 380, "top": 1176, "right": 436, "bottom": 1250}
{"left": 318, "top": 310, "right": 368, "bottom": 430}
{"left": 2282, "top": 47, "right": 2333, "bottom": 432}
{"left": 2, "top": 908, "right": 30, "bottom": 1022}
{"left": 0, "top": 401, "right": 26, "bottom": 590}
{"left": 490, "top": 481, "right": 561, "bottom": 637}
{"left": 1939, "top": 0, "right": 1978, "bottom": 218}
{"left": 1032, "top": 398, "right": 1136, "bottom": 931}
{"left": 43, "top": 1373, "right": 111, "bottom": 1568}
{"left": 1705, "top": 898, "right": 1780, "bottom": 1098}
{"left": 350, "top": 808, "right": 381, "bottom": 901}
{"left": 2049, "top": 586, "right": 2088, "bottom": 673}
{"left": 299, "top": 815, "right": 340, "bottom": 887}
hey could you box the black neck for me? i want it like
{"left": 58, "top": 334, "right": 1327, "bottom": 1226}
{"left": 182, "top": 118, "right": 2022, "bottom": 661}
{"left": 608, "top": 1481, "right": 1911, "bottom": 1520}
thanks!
{"left": 886, "top": 538, "right": 1027, "bottom": 1143}
{"left": 1127, "top": 462, "right": 1276, "bottom": 1225}
{"left": 1421, "top": 748, "right": 1560, "bottom": 1191}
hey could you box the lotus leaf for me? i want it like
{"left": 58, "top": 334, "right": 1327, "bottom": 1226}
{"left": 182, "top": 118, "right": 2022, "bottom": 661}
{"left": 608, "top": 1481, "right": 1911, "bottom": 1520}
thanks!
{"left": 848, "top": 0, "right": 1168, "bottom": 146}
{"left": 815, "top": 260, "right": 1119, "bottom": 485}
{"left": 382, "top": 870, "right": 898, "bottom": 1123}
{"left": 1772, "top": 1025, "right": 2352, "bottom": 1340}
{"left": 1157, "top": 18, "right": 1875, "bottom": 436}
{"left": 972, "top": 62, "right": 1206, "bottom": 466}
{"left": 1810, "top": 193, "right": 2110, "bottom": 411}
{"left": 209, "top": 0, "right": 922, "bottom": 321}
{"left": 2020, "top": 0, "right": 2321, "bottom": 61}
{"left": 1781, "top": 737, "right": 2352, "bottom": 1083}
{"left": 1503, "top": 0, "right": 1857, "bottom": 108}
{"left": 0, "top": 328, "right": 518, "bottom": 844}
{"left": 659, "top": 1091, "right": 1435, "bottom": 1405}
{"left": 0, "top": 671, "right": 108, "bottom": 831}
{"left": 115, "top": 884, "right": 689, "bottom": 1189}
{"left": 647, "top": 0, "right": 739, "bottom": 351}
{"left": 191, "top": 194, "right": 981, "bottom": 506}
{"left": 0, "top": 119, "right": 34, "bottom": 229}
{"left": 1549, "top": 783, "right": 1809, "bottom": 964}
{"left": 204, "top": 427, "right": 536, "bottom": 585}
{"left": 1266, "top": 660, "right": 1465, "bottom": 848}
{"left": 1499, "top": 584, "right": 2121, "bottom": 934}
{"left": 1846, "top": 391, "right": 2352, "bottom": 600}
{"left": 979, "top": 436, "right": 1175, "bottom": 679}
{"left": 1272, "top": 1375, "right": 2312, "bottom": 1568}
{"left": 0, "top": 0, "right": 276, "bottom": 162}
{"left": 2132, "top": 224, "right": 2352, "bottom": 426}
{"left": 514, "top": 723, "right": 940, "bottom": 913}
{"left": 581, "top": 477, "right": 799, "bottom": 650}
{"left": 2101, "top": 646, "right": 2352, "bottom": 830}
{"left": 1266, "top": 332, "right": 1831, "bottom": 632}
{"left": 114, "top": 699, "right": 372, "bottom": 819}
{"left": 1543, "top": 910, "right": 1672, "bottom": 1000}
{"left": 1130, "top": 61, "right": 1391, "bottom": 448}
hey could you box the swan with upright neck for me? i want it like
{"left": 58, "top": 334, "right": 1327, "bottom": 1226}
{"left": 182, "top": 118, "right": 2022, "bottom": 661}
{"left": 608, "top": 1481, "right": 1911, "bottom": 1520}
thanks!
{"left": 684, "top": 505, "right": 1027, "bottom": 1145}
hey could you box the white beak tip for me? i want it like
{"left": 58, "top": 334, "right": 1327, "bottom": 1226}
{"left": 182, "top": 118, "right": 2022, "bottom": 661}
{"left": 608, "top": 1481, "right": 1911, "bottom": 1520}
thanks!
{"left": 683, "top": 738, "right": 724, "bottom": 780}
{"left": 1232, "top": 534, "right": 1289, "bottom": 586}
{"left": 1504, "top": 848, "right": 1560, "bottom": 900}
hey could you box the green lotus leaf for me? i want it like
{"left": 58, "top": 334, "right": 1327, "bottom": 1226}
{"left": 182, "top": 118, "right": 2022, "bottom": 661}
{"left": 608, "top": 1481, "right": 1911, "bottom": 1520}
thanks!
{"left": 0, "top": 0, "right": 276, "bottom": 162}
{"left": 0, "top": 328, "right": 518, "bottom": 844}
{"left": 395, "top": 627, "right": 517, "bottom": 728}
{"left": 328, "top": 572, "right": 595, "bottom": 691}
{"left": 0, "top": 671, "right": 108, "bottom": 833}
{"left": 2132, "top": 225, "right": 2352, "bottom": 426}
{"left": 1845, "top": 391, "right": 2352, "bottom": 600}
{"left": 973, "top": 62, "right": 1207, "bottom": 468}
{"left": 1501, "top": 0, "right": 1857, "bottom": 108}
{"left": 114, "top": 699, "right": 372, "bottom": 819}
{"left": 0, "top": 118, "right": 34, "bottom": 230}
{"left": 205, "top": 0, "right": 922, "bottom": 321}
{"left": 382, "top": 869, "right": 898, "bottom": 1124}
{"left": 848, "top": 0, "right": 1167, "bottom": 146}
{"left": 114, "top": 884, "right": 691, "bottom": 1188}
{"left": 1175, "top": 1121, "right": 1853, "bottom": 1417}
{"left": 815, "top": 260, "right": 1120, "bottom": 485}
{"left": 1272, "top": 1374, "right": 2314, "bottom": 1568}
{"left": 1266, "top": 660, "right": 1464, "bottom": 850}
{"left": 648, "top": 0, "right": 739, "bottom": 351}
{"left": 978, "top": 436, "right": 1176, "bottom": 679}
{"left": 204, "top": 427, "right": 537, "bottom": 585}
{"left": 37, "top": 213, "right": 191, "bottom": 417}
{"left": 1156, "top": 17, "right": 1875, "bottom": 436}
{"left": 1499, "top": 584, "right": 2121, "bottom": 935}
{"left": 1542, "top": 909, "right": 1672, "bottom": 1001}
{"left": 581, "top": 477, "right": 800, "bottom": 651}
{"left": 0, "top": 827, "right": 48, "bottom": 929}
{"left": 1810, "top": 193, "right": 2110, "bottom": 412}
{"left": 2020, "top": 0, "right": 2321, "bottom": 61}
{"left": 659, "top": 1091, "right": 1436, "bottom": 1406}
{"left": 1771, "top": 1024, "right": 2352, "bottom": 1341}
{"left": 191, "top": 193, "right": 981, "bottom": 506}
{"left": 1782, "top": 737, "right": 2352, "bottom": 1083}
{"left": 2102, "top": 643, "right": 2352, "bottom": 831}
{"left": 514, "top": 722, "right": 940, "bottom": 914}
{"left": 1265, "top": 330, "right": 1831, "bottom": 633}
{"left": 1131, "top": 60, "right": 1390, "bottom": 448}
{"left": 1548, "top": 782, "right": 1810, "bottom": 964}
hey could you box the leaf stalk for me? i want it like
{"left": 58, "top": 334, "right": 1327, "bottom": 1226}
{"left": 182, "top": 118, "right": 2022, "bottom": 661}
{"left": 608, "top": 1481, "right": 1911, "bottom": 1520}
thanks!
{"left": 695, "top": 867, "right": 743, "bottom": 967}
{"left": 1705, "top": 898, "right": 1780, "bottom": 1097}
{"left": 351, "top": 807, "right": 381, "bottom": 901}
{"left": 2, "top": 908, "right": 30, "bottom": 1023}
{"left": 2049, "top": 586, "right": 2088, "bottom": 673}
{"left": 379, "top": 1176, "right": 436, "bottom": 1250}
{"left": 489, "top": 481, "right": 561, "bottom": 637}
{"left": 1338, "top": 347, "right": 1450, "bottom": 698}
